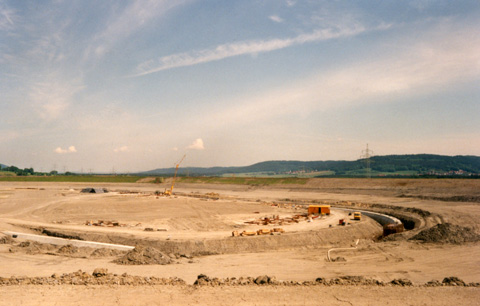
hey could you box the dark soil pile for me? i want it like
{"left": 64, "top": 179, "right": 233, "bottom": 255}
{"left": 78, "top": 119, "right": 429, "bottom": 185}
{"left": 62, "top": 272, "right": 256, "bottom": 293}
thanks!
{"left": 442, "top": 276, "right": 467, "bottom": 286}
{"left": 113, "top": 246, "right": 173, "bottom": 265}
{"left": 410, "top": 223, "right": 480, "bottom": 244}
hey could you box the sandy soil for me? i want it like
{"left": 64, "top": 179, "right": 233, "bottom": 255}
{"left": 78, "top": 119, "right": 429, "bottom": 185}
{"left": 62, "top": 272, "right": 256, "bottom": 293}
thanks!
{"left": 0, "top": 285, "right": 478, "bottom": 306}
{"left": 0, "top": 179, "right": 479, "bottom": 305}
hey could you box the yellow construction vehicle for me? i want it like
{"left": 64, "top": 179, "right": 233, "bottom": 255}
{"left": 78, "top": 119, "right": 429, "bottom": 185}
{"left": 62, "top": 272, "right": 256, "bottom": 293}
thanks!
{"left": 353, "top": 211, "right": 362, "bottom": 220}
{"left": 163, "top": 154, "right": 186, "bottom": 196}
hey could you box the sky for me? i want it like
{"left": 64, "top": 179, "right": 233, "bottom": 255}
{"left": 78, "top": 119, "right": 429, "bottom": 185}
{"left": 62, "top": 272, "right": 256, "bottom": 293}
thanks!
{"left": 1, "top": 0, "right": 479, "bottom": 173}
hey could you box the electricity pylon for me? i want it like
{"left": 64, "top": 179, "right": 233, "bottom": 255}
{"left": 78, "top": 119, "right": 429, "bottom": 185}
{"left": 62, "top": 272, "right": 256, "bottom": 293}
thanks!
{"left": 360, "top": 144, "right": 374, "bottom": 178}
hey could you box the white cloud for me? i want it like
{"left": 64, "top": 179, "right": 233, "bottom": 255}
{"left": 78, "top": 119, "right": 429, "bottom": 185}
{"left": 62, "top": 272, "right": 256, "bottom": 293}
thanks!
{"left": 187, "top": 138, "right": 204, "bottom": 150}
{"left": 114, "top": 146, "right": 129, "bottom": 153}
{"left": 269, "top": 15, "right": 283, "bottom": 23}
{"left": 132, "top": 26, "right": 366, "bottom": 76}
{"left": 55, "top": 146, "right": 77, "bottom": 154}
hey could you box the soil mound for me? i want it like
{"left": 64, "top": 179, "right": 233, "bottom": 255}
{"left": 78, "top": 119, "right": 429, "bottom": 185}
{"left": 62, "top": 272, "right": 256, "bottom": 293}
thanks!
{"left": 57, "top": 244, "right": 79, "bottom": 254}
{"left": 9, "top": 241, "right": 57, "bottom": 255}
{"left": 410, "top": 223, "right": 480, "bottom": 244}
{"left": 442, "top": 276, "right": 466, "bottom": 286}
{"left": 113, "top": 246, "right": 173, "bottom": 265}
{"left": 90, "top": 248, "right": 125, "bottom": 258}
{"left": 0, "top": 234, "right": 14, "bottom": 244}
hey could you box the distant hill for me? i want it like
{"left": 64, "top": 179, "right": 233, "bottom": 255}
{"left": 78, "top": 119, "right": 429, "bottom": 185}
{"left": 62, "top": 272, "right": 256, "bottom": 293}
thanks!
{"left": 0, "top": 164, "right": 7, "bottom": 169}
{"left": 140, "top": 154, "right": 480, "bottom": 177}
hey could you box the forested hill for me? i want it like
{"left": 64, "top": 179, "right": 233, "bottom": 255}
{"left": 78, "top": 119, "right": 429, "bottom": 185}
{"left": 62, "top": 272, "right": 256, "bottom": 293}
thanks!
{"left": 141, "top": 154, "right": 480, "bottom": 177}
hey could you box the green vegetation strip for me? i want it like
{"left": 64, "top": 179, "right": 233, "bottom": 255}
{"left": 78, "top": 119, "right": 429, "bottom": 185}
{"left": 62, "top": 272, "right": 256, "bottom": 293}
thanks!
{"left": 0, "top": 175, "right": 141, "bottom": 183}
{"left": 178, "top": 177, "right": 308, "bottom": 185}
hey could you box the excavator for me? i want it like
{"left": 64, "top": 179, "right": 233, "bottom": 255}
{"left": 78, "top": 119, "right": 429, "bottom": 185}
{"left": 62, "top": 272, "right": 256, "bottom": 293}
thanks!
{"left": 163, "top": 154, "right": 186, "bottom": 196}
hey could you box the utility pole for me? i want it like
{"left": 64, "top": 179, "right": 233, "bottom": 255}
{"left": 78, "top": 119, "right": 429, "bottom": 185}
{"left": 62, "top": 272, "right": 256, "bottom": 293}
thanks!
{"left": 360, "top": 144, "right": 374, "bottom": 178}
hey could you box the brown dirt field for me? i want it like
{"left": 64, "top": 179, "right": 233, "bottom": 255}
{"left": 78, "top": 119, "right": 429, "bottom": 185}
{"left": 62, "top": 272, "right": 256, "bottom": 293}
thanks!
{"left": 1, "top": 179, "right": 479, "bottom": 305}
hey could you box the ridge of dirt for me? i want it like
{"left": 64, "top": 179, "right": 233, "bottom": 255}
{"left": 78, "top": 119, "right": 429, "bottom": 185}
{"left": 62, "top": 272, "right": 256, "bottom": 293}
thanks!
{"left": 6, "top": 240, "right": 126, "bottom": 258}
{"left": 1, "top": 271, "right": 478, "bottom": 287}
{"left": 398, "top": 194, "right": 480, "bottom": 203}
{"left": 9, "top": 241, "right": 57, "bottom": 255}
{"left": 410, "top": 223, "right": 480, "bottom": 244}
{"left": 0, "top": 269, "right": 185, "bottom": 286}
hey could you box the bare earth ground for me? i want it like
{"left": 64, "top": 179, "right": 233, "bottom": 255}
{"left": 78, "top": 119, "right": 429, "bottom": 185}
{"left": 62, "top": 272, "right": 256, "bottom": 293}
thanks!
{"left": 0, "top": 179, "right": 479, "bottom": 305}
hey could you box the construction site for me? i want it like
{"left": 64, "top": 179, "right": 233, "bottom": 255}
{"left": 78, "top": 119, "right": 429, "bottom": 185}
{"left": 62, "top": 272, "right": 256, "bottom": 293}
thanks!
{"left": 0, "top": 178, "right": 479, "bottom": 305}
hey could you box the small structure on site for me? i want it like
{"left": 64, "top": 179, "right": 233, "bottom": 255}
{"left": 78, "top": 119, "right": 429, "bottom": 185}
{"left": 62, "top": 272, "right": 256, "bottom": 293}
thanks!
{"left": 81, "top": 188, "right": 108, "bottom": 194}
{"left": 383, "top": 223, "right": 405, "bottom": 236}
{"left": 308, "top": 205, "right": 330, "bottom": 215}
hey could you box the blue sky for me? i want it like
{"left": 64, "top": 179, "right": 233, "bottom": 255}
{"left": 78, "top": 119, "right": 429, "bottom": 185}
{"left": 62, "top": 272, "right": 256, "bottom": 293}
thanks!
{"left": 1, "top": 0, "right": 479, "bottom": 173}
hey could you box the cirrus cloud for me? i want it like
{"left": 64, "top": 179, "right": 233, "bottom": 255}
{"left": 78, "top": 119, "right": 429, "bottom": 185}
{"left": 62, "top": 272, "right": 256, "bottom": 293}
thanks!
{"left": 132, "top": 25, "right": 367, "bottom": 77}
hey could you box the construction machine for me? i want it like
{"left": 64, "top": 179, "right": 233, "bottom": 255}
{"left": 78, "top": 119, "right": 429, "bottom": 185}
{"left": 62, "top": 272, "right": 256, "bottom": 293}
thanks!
{"left": 163, "top": 154, "right": 186, "bottom": 196}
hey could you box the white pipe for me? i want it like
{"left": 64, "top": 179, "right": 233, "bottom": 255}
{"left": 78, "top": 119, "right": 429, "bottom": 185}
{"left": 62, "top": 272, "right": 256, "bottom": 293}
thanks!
{"left": 3, "top": 231, "right": 135, "bottom": 251}
{"left": 327, "top": 239, "right": 359, "bottom": 262}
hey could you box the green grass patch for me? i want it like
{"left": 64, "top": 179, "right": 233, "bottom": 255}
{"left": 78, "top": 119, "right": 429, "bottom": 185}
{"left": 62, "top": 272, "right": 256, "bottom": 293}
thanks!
{"left": 221, "top": 171, "right": 334, "bottom": 178}
{"left": 0, "top": 171, "right": 17, "bottom": 177}
{"left": 343, "top": 169, "right": 419, "bottom": 177}
{"left": 178, "top": 176, "right": 308, "bottom": 185}
{"left": 0, "top": 175, "right": 141, "bottom": 183}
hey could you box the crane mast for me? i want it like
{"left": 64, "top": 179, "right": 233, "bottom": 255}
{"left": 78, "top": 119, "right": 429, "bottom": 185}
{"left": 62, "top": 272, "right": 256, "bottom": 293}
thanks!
{"left": 164, "top": 154, "right": 186, "bottom": 196}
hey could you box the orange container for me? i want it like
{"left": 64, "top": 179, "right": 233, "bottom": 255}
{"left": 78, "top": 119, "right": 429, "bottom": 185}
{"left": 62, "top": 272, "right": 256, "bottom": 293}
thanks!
{"left": 308, "top": 205, "right": 331, "bottom": 215}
